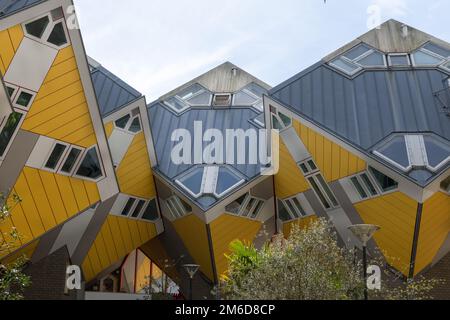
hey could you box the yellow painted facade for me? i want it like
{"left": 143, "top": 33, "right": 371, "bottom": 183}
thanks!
{"left": 82, "top": 215, "right": 157, "bottom": 282}
{"left": 209, "top": 214, "right": 262, "bottom": 278}
{"left": 22, "top": 46, "right": 97, "bottom": 148}
{"left": 275, "top": 139, "right": 310, "bottom": 199}
{"left": 172, "top": 214, "right": 214, "bottom": 280}
{"left": 354, "top": 192, "right": 418, "bottom": 275}
{"left": 104, "top": 121, "right": 114, "bottom": 138}
{"left": 116, "top": 132, "right": 156, "bottom": 199}
{"left": 415, "top": 192, "right": 450, "bottom": 274}
{"left": 282, "top": 215, "right": 318, "bottom": 238}
{"left": 1, "top": 239, "right": 39, "bottom": 265}
{"left": 0, "top": 167, "right": 100, "bottom": 258}
{"left": 0, "top": 24, "right": 23, "bottom": 75}
{"left": 135, "top": 251, "right": 151, "bottom": 292}
{"left": 293, "top": 119, "right": 366, "bottom": 182}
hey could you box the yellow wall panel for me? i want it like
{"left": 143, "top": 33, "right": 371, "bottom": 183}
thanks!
{"left": 21, "top": 46, "right": 97, "bottom": 148}
{"left": 0, "top": 168, "right": 100, "bottom": 258}
{"left": 116, "top": 132, "right": 156, "bottom": 199}
{"left": 209, "top": 214, "right": 262, "bottom": 278}
{"left": 135, "top": 253, "right": 151, "bottom": 292}
{"left": 82, "top": 215, "right": 158, "bottom": 282}
{"left": 172, "top": 214, "right": 214, "bottom": 281}
{"left": 275, "top": 140, "right": 310, "bottom": 199}
{"left": 282, "top": 215, "right": 318, "bottom": 238}
{"left": 104, "top": 122, "right": 114, "bottom": 138}
{"left": 415, "top": 192, "right": 450, "bottom": 275}
{"left": 8, "top": 24, "right": 24, "bottom": 52}
{"left": 293, "top": 120, "right": 366, "bottom": 183}
{"left": 0, "top": 24, "right": 22, "bottom": 75}
{"left": 354, "top": 192, "right": 418, "bottom": 275}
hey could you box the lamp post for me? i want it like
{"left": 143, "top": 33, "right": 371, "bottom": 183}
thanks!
{"left": 182, "top": 264, "right": 200, "bottom": 300}
{"left": 348, "top": 224, "right": 380, "bottom": 301}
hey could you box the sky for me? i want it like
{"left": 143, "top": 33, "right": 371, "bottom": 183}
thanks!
{"left": 74, "top": 0, "right": 450, "bottom": 101}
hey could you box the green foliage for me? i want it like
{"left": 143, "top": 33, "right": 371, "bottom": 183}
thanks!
{"left": 0, "top": 192, "right": 31, "bottom": 301}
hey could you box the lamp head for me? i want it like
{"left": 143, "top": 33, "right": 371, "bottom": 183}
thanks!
{"left": 348, "top": 224, "right": 380, "bottom": 246}
{"left": 182, "top": 264, "right": 200, "bottom": 279}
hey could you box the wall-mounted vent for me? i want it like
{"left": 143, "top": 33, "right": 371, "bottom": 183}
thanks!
{"left": 213, "top": 94, "right": 232, "bottom": 107}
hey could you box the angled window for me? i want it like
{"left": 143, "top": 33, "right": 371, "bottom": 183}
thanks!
{"left": 178, "top": 84, "right": 212, "bottom": 107}
{"left": 15, "top": 91, "right": 34, "bottom": 108}
{"left": 355, "top": 51, "right": 386, "bottom": 67}
{"left": 298, "top": 159, "right": 319, "bottom": 175}
{"left": 166, "top": 196, "right": 191, "bottom": 219}
{"left": 141, "top": 199, "right": 160, "bottom": 221}
{"left": 369, "top": 167, "right": 398, "bottom": 193}
{"left": 233, "top": 83, "right": 266, "bottom": 111}
{"left": 131, "top": 200, "right": 146, "bottom": 218}
{"left": 47, "top": 22, "right": 67, "bottom": 46}
{"left": 423, "top": 42, "right": 450, "bottom": 59}
{"left": 177, "top": 167, "right": 204, "bottom": 197}
{"left": 226, "top": 193, "right": 264, "bottom": 219}
{"left": 60, "top": 147, "right": 83, "bottom": 174}
{"left": 412, "top": 49, "right": 445, "bottom": 66}
{"left": 75, "top": 147, "right": 103, "bottom": 180}
{"left": 128, "top": 116, "right": 142, "bottom": 133}
{"left": 115, "top": 114, "right": 131, "bottom": 129}
{"left": 25, "top": 15, "right": 50, "bottom": 38}
{"left": 121, "top": 198, "right": 136, "bottom": 216}
{"left": 45, "top": 143, "right": 67, "bottom": 170}
{"left": 216, "top": 167, "right": 243, "bottom": 197}
{"left": 278, "top": 200, "right": 292, "bottom": 222}
{"left": 350, "top": 176, "right": 368, "bottom": 199}
{"left": 343, "top": 43, "right": 372, "bottom": 60}
{"left": 164, "top": 96, "right": 190, "bottom": 113}
{"left": 388, "top": 54, "right": 410, "bottom": 67}
{"left": 270, "top": 106, "right": 292, "bottom": 131}
{"left": 423, "top": 136, "right": 450, "bottom": 169}
{"left": 330, "top": 43, "right": 386, "bottom": 75}
{"left": 330, "top": 57, "right": 362, "bottom": 75}
{"left": 252, "top": 113, "right": 265, "bottom": 128}
{"left": 114, "top": 113, "right": 142, "bottom": 134}
{"left": 6, "top": 86, "right": 16, "bottom": 99}
{"left": 441, "top": 176, "right": 450, "bottom": 193}
{"left": 360, "top": 173, "right": 378, "bottom": 196}
{"left": 283, "top": 196, "right": 308, "bottom": 219}
{"left": 375, "top": 136, "right": 410, "bottom": 169}
{"left": 0, "top": 112, "right": 23, "bottom": 158}
{"left": 225, "top": 194, "right": 248, "bottom": 214}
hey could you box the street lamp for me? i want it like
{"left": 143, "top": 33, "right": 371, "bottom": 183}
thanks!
{"left": 182, "top": 264, "right": 200, "bottom": 300}
{"left": 348, "top": 224, "right": 380, "bottom": 301}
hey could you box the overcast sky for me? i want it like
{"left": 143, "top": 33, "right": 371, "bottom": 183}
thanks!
{"left": 74, "top": 0, "right": 450, "bottom": 101}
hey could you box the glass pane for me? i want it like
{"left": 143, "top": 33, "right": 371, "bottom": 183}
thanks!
{"left": 360, "top": 173, "right": 378, "bottom": 196}
{"left": 6, "top": 87, "right": 15, "bottom": 97}
{"left": 167, "top": 199, "right": 180, "bottom": 218}
{"left": 142, "top": 200, "right": 159, "bottom": 221}
{"left": 299, "top": 163, "right": 309, "bottom": 174}
{"left": 378, "top": 136, "right": 409, "bottom": 168}
{"left": 198, "top": 196, "right": 217, "bottom": 207}
{"left": 412, "top": 50, "right": 444, "bottom": 65}
{"left": 16, "top": 91, "right": 33, "bottom": 108}
{"left": 179, "top": 168, "right": 204, "bottom": 195}
{"left": 272, "top": 115, "right": 283, "bottom": 130}
{"left": 423, "top": 136, "right": 449, "bottom": 168}
{"left": 76, "top": 148, "right": 103, "bottom": 179}
{"left": 178, "top": 197, "right": 192, "bottom": 213}
{"left": 241, "top": 198, "right": 256, "bottom": 217}
{"left": 278, "top": 112, "right": 292, "bottom": 127}
{"left": 47, "top": 22, "right": 67, "bottom": 46}
{"left": 307, "top": 160, "right": 317, "bottom": 171}
{"left": 308, "top": 177, "right": 330, "bottom": 209}
{"left": 441, "top": 176, "right": 450, "bottom": 193}
{"left": 233, "top": 91, "right": 259, "bottom": 106}
{"left": 0, "top": 112, "right": 23, "bottom": 157}
{"left": 409, "top": 169, "right": 433, "bottom": 183}
{"left": 115, "top": 114, "right": 130, "bottom": 129}
{"left": 351, "top": 177, "right": 368, "bottom": 199}
{"left": 121, "top": 198, "right": 135, "bottom": 216}
{"left": 369, "top": 167, "right": 398, "bottom": 192}
{"left": 278, "top": 200, "right": 291, "bottom": 221}
{"left": 316, "top": 175, "right": 339, "bottom": 207}
{"left": 45, "top": 143, "right": 67, "bottom": 169}
{"left": 226, "top": 194, "right": 248, "bottom": 214}
{"left": 61, "top": 148, "right": 82, "bottom": 173}
{"left": 356, "top": 51, "right": 385, "bottom": 67}
{"left": 253, "top": 113, "right": 265, "bottom": 127}
{"left": 25, "top": 16, "right": 50, "bottom": 38}
{"left": 343, "top": 44, "right": 372, "bottom": 60}
{"left": 251, "top": 201, "right": 264, "bottom": 219}
{"left": 245, "top": 83, "right": 266, "bottom": 98}
{"left": 330, "top": 57, "right": 360, "bottom": 74}
{"left": 292, "top": 197, "right": 307, "bottom": 216}
{"left": 389, "top": 55, "right": 409, "bottom": 66}
{"left": 165, "top": 97, "right": 188, "bottom": 111}
{"left": 178, "top": 84, "right": 204, "bottom": 100}
{"left": 128, "top": 117, "right": 141, "bottom": 133}
{"left": 423, "top": 42, "right": 450, "bottom": 58}
{"left": 186, "top": 91, "right": 212, "bottom": 106}
{"left": 216, "top": 167, "right": 241, "bottom": 195}
{"left": 131, "top": 200, "right": 146, "bottom": 218}
{"left": 286, "top": 200, "right": 299, "bottom": 218}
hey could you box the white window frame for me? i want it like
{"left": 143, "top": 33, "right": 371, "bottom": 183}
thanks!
{"left": 181, "top": 88, "right": 212, "bottom": 107}
{"left": 163, "top": 96, "right": 190, "bottom": 114}
{"left": 439, "top": 60, "right": 450, "bottom": 73}
{"left": 353, "top": 49, "right": 388, "bottom": 68}
{"left": 282, "top": 195, "right": 312, "bottom": 221}
{"left": 307, "top": 173, "right": 340, "bottom": 210}
{"left": 213, "top": 93, "right": 232, "bottom": 107}
{"left": 73, "top": 145, "right": 105, "bottom": 182}
{"left": 113, "top": 113, "right": 142, "bottom": 135}
{"left": 270, "top": 106, "right": 292, "bottom": 131}
{"left": 387, "top": 53, "right": 411, "bottom": 67}
{"left": 166, "top": 195, "right": 190, "bottom": 219}
{"left": 140, "top": 198, "right": 161, "bottom": 222}
{"left": 329, "top": 56, "right": 363, "bottom": 76}
{"left": 367, "top": 166, "right": 399, "bottom": 195}
{"left": 298, "top": 158, "right": 320, "bottom": 175}
{"left": 57, "top": 145, "right": 85, "bottom": 176}
{"left": 228, "top": 193, "right": 265, "bottom": 220}
{"left": 4, "top": 83, "right": 19, "bottom": 102}
{"left": 232, "top": 88, "right": 263, "bottom": 112}
{"left": 347, "top": 171, "right": 382, "bottom": 202}
{"left": 22, "top": 12, "right": 70, "bottom": 50}
{"left": 13, "top": 87, "right": 36, "bottom": 111}
{"left": 42, "top": 140, "right": 70, "bottom": 173}
{"left": 411, "top": 48, "right": 446, "bottom": 67}
{"left": 0, "top": 109, "right": 26, "bottom": 162}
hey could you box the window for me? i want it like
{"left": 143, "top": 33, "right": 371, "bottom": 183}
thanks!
{"left": 375, "top": 136, "right": 410, "bottom": 169}
{"left": 330, "top": 57, "right": 362, "bottom": 76}
{"left": 388, "top": 54, "right": 410, "bottom": 67}
{"left": 113, "top": 113, "right": 142, "bottom": 134}
{"left": 45, "top": 143, "right": 67, "bottom": 170}
{"left": 25, "top": 15, "right": 49, "bottom": 38}
{"left": 233, "top": 83, "right": 266, "bottom": 112}
{"left": 213, "top": 94, "right": 232, "bottom": 107}
{"left": 423, "top": 42, "right": 450, "bottom": 59}
{"left": 0, "top": 112, "right": 23, "bottom": 158}
{"left": 423, "top": 136, "right": 450, "bottom": 169}
{"left": 141, "top": 199, "right": 159, "bottom": 221}
{"left": 270, "top": 106, "right": 292, "bottom": 131}
{"left": 121, "top": 198, "right": 136, "bottom": 216}
{"left": 369, "top": 167, "right": 398, "bottom": 193}
{"left": 348, "top": 172, "right": 380, "bottom": 201}
{"left": 75, "top": 147, "right": 103, "bottom": 180}
{"left": 441, "top": 176, "right": 450, "bottom": 193}
{"left": 60, "top": 147, "right": 83, "bottom": 174}
{"left": 225, "top": 193, "right": 264, "bottom": 219}
{"left": 412, "top": 50, "right": 445, "bottom": 66}
{"left": 329, "top": 43, "right": 386, "bottom": 75}
{"left": 131, "top": 200, "right": 146, "bottom": 218}
{"left": 282, "top": 196, "right": 308, "bottom": 220}
{"left": 166, "top": 196, "right": 192, "bottom": 219}
{"left": 47, "top": 22, "right": 67, "bottom": 46}
{"left": 351, "top": 177, "right": 368, "bottom": 199}
{"left": 252, "top": 113, "right": 265, "bottom": 128}
{"left": 15, "top": 91, "right": 33, "bottom": 108}
{"left": 164, "top": 96, "right": 190, "bottom": 113}
{"left": 176, "top": 166, "right": 245, "bottom": 200}
{"left": 163, "top": 84, "right": 212, "bottom": 113}
{"left": 298, "top": 159, "right": 319, "bottom": 175}
{"left": 307, "top": 174, "right": 339, "bottom": 210}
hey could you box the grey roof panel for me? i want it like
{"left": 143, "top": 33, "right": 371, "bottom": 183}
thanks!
{"left": 0, "top": 0, "right": 43, "bottom": 18}
{"left": 90, "top": 65, "right": 141, "bottom": 117}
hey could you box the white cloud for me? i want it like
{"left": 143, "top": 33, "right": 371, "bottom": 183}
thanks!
{"left": 372, "top": 0, "right": 408, "bottom": 17}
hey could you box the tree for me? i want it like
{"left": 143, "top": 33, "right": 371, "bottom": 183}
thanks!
{"left": 0, "top": 192, "right": 31, "bottom": 300}
{"left": 221, "top": 218, "right": 443, "bottom": 300}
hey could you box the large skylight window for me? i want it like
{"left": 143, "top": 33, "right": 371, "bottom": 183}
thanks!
{"left": 232, "top": 83, "right": 266, "bottom": 112}
{"left": 163, "top": 83, "right": 213, "bottom": 113}
{"left": 374, "top": 134, "right": 449, "bottom": 173}
{"left": 176, "top": 165, "right": 245, "bottom": 201}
